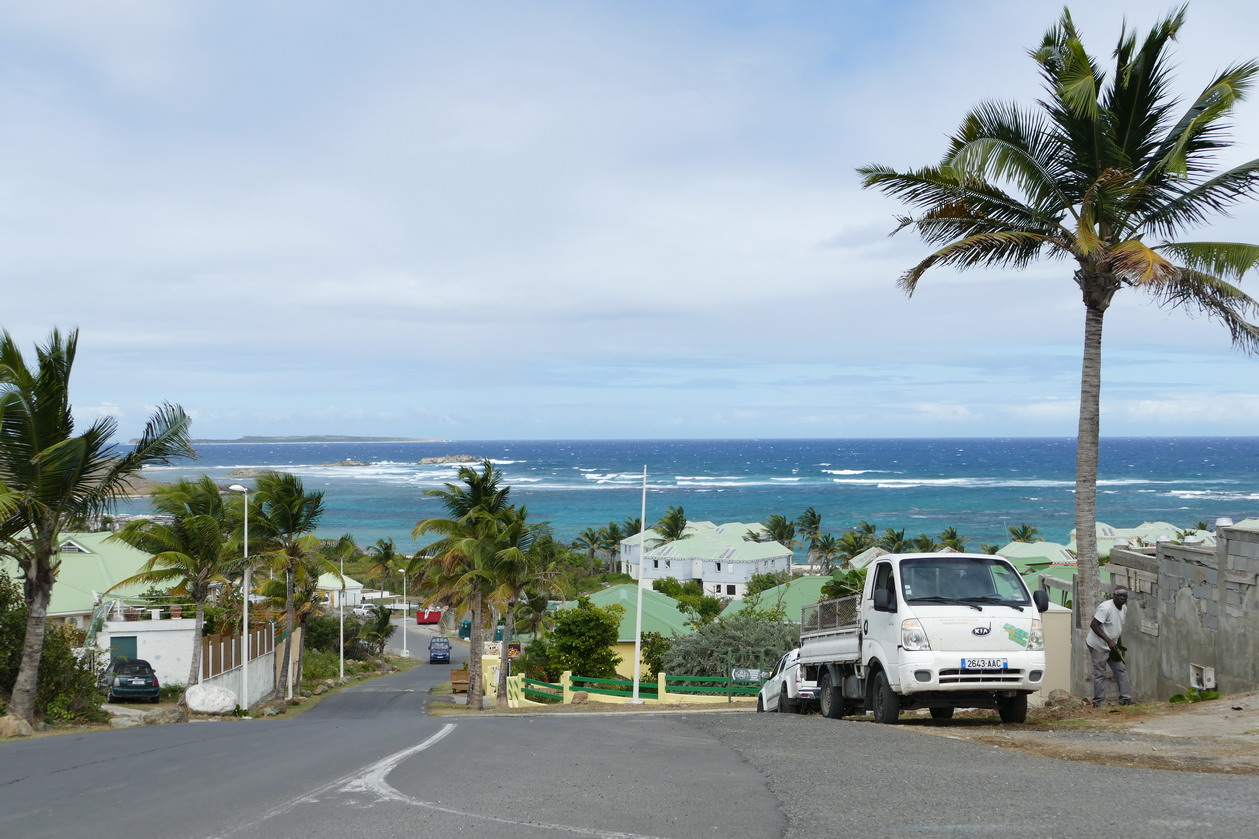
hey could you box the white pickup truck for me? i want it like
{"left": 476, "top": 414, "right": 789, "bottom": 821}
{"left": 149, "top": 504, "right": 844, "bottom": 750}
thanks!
{"left": 799, "top": 552, "right": 1049, "bottom": 724}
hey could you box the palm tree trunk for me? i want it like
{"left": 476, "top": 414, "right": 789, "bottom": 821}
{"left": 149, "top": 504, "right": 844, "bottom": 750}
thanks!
{"left": 276, "top": 567, "right": 295, "bottom": 700}
{"left": 9, "top": 573, "right": 54, "bottom": 723}
{"left": 190, "top": 601, "right": 205, "bottom": 687}
{"left": 496, "top": 598, "right": 517, "bottom": 710}
{"left": 1075, "top": 301, "right": 1105, "bottom": 654}
{"left": 466, "top": 589, "right": 484, "bottom": 710}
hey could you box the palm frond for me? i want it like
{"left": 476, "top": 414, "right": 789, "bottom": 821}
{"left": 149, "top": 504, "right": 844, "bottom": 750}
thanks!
{"left": 898, "top": 231, "right": 1059, "bottom": 294}
{"left": 1147, "top": 267, "right": 1259, "bottom": 353}
{"left": 1155, "top": 241, "right": 1259, "bottom": 281}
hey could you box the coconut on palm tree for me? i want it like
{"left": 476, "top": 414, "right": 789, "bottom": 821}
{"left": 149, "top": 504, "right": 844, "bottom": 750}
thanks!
{"left": 0, "top": 329, "right": 193, "bottom": 724}
{"left": 860, "top": 6, "right": 1259, "bottom": 629}
{"left": 107, "top": 476, "right": 235, "bottom": 688}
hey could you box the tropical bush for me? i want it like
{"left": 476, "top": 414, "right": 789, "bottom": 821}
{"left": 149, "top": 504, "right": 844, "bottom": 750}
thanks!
{"left": 661, "top": 611, "right": 797, "bottom": 679}
{"left": 516, "top": 598, "right": 623, "bottom": 681}
{"left": 0, "top": 572, "right": 108, "bottom": 723}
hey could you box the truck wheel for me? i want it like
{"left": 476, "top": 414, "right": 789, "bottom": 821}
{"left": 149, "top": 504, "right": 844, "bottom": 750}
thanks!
{"left": 819, "top": 671, "right": 843, "bottom": 719}
{"left": 929, "top": 707, "right": 954, "bottom": 720}
{"left": 998, "top": 693, "right": 1028, "bottom": 724}
{"left": 780, "top": 685, "right": 797, "bottom": 714}
{"left": 871, "top": 671, "right": 900, "bottom": 724}
{"left": 756, "top": 695, "right": 764, "bottom": 713}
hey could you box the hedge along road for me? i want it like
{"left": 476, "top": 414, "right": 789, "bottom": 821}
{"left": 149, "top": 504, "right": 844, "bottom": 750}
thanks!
{"left": 4, "top": 653, "right": 1258, "bottom": 839}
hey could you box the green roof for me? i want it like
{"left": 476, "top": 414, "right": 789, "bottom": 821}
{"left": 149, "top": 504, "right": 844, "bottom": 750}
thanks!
{"left": 0, "top": 532, "right": 156, "bottom": 617}
{"left": 558, "top": 584, "right": 693, "bottom": 640}
{"left": 647, "top": 534, "right": 789, "bottom": 562}
{"left": 721, "top": 575, "right": 830, "bottom": 622}
{"left": 316, "top": 572, "right": 363, "bottom": 590}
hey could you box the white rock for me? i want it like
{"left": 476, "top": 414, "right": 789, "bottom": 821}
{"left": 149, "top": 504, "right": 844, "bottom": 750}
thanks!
{"left": 0, "top": 714, "right": 34, "bottom": 738}
{"left": 185, "top": 684, "right": 239, "bottom": 714}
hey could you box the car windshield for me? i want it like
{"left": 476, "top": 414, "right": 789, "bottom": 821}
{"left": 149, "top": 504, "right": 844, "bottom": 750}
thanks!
{"left": 430, "top": 639, "right": 450, "bottom": 648}
{"left": 116, "top": 664, "right": 152, "bottom": 675}
{"left": 899, "top": 557, "right": 1030, "bottom": 606}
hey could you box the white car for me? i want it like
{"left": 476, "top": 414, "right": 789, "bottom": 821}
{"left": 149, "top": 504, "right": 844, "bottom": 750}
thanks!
{"left": 757, "top": 648, "right": 817, "bottom": 713}
{"left": 352, "top": 604, "right": 376, "bottom": 618}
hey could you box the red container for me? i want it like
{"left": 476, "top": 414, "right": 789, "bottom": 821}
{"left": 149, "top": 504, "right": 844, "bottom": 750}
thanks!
{"left": 416, "top": 609, "right": 442, "bottom": 625}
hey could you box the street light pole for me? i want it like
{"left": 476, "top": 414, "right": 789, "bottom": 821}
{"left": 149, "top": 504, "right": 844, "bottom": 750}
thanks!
{"left": 339, "top": 554, "right": 345, "bottom": 680}
{"left": 228, "top": 484, "right": 250, "bottom": 712}
{"left": 400, "top": 567, "right": 410, "bottom": 657}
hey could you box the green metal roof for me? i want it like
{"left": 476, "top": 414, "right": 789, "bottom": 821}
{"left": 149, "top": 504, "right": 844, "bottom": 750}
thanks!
{"left": 558, "top": 584, "right": 693, "bottom": 641}
{"left": 720, "top": 575, "right": 830, "bottom": 622}
{"left": 0, "top": 532, "right": 155, "bottom": 617}
{"left": 646, "top": 534, "right": 789, "bottom": 562}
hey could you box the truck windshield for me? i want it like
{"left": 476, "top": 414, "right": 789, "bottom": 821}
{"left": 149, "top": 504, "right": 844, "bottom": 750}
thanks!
{"left": 899, "top": 557, "right": 1030, "bottom": 607}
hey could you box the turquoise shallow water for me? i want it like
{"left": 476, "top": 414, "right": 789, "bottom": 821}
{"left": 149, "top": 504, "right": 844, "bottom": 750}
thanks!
{"left": 120, "top": 437, "right": 1259, "bottom": 553}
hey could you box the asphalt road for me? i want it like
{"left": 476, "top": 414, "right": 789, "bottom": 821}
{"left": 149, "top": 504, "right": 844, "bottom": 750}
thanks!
{"left": 4, "top": 637, "right": 1259, "bottom": 839}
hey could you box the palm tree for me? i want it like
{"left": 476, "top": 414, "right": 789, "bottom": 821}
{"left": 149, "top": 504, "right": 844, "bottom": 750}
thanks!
{"left": 979, "top": 544, "right": 1003, "bottom": 555}
{"left": 762, "top": 514, "right": 797, "bottom": 554}
{"left": 939, "top": 527, "right": 966, "bottom": 551}
{"left": 1008, "top": 523, "right": 1043, "bottom": 543}
{"left": 797, "top": 507, "right": 822, "bottom": 566}
{"left": 107, "top": 476, "right": 234, "bottom": 687}
{"left": 813, "top": 533, "right": 841, "bottom": 574}
{"left": 364, "top": 537, "right": 399, "bottom": 600}
{"left": 0, "top": 329, "right": 193, "bottom": 724}
{"left": 859, "top": 7, "right": 1259, "bottom": 628}
{"left": 835, "top": 531, "right": 873, "bottom": 569}
{"left": 597, "top": 521, "right": 626, "bottom": 573}
{"left": 911, "top": 533, "right": 940, "bottom": 552}
{"left": 652, "top": 506, "right": 691, "bottom": 546}
{"left": 877, "top": 528, "right": 909, "bottom": 554}
{"left": 412, "top": 460, "right": 514, "bottom": 711}
{"left": 249, "top": 471, "right": 326, "bottom": 699}
{"left": 571, "top": 528, "right": 601, "bottom": 566}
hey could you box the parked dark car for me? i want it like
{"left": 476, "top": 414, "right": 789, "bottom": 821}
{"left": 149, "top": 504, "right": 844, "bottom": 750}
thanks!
{"left": 105, "top": 658, "right": 161, "bottom": 703}
{"left": 428, "top": 637, "right": 452, "bottom": 664}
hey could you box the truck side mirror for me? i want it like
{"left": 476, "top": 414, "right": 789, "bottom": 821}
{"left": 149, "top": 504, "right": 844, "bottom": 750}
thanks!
{"left": 873, "top": 588, "right": 894, "bottom": 612}
{"left": 1033, "top": 590, "right": 1049, "bottom": 613}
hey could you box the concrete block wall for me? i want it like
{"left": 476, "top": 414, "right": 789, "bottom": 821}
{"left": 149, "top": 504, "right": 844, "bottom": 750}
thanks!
{"left": 1104, "top": 526, "right": 1259, "bottom": 701}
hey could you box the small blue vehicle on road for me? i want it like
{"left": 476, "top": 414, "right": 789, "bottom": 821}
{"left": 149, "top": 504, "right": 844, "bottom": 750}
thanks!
{"left": 428, "top": 637, "right": 452, "bottom": 663}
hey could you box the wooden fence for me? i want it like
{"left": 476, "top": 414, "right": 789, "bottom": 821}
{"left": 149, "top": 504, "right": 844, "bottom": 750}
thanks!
{"left": 201, "top": 624, "right": 275, "bottom": 680}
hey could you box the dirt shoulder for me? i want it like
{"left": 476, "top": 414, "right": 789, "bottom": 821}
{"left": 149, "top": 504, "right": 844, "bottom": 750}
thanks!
{"left": 906, "top": 692, "right": 1259, "bottom": 775}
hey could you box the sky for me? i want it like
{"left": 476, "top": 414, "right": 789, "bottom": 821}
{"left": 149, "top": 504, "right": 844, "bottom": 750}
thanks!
{"left": 2, "top": 0, "right": 1258, "bottom": 441}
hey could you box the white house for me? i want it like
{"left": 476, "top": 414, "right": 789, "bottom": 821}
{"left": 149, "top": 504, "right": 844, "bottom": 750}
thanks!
{"left": 317, "top": 572, "right": 365, "bottom": 608}
{"left": 620, "top": 521, "right": 792, "bottom": 599}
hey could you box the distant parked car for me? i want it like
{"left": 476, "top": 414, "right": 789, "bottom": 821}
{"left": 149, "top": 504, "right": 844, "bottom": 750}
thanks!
{"left": 104, "top": 659, "right": 161, "bottom": 704}
{"left": 352, "top": 604, "right": 376, "bottom": 618}
{"left": 757, "top": 648, "right": 816, "bottom": 714}
{"left": 428, "top": 637, "right": 452, "bottom": 664}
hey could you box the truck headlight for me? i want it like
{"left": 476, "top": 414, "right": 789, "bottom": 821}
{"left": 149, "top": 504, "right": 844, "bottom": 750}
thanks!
{"left": 901, "top": 619, "right": 931, "bottom": 651}
{"left": 1026, "top": 619, "right": 1044, "bottom": 651}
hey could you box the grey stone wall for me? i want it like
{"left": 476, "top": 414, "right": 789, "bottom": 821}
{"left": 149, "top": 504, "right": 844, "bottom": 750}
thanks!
{"left": 1098, "top": 526, "right": 1259, "bottom": 701}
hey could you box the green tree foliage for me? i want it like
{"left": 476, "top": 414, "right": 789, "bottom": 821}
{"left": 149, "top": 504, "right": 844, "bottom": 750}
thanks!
{"left": 821, "top": 567, "right": 868, "bottom": 600}
{"left": 745, "top": 571, "right": 791, "bottom": 597}
{"left": 761, "top": 514, "right": 798, "bottom": 553}
{"left": 939, "top": 527, "right": 967, "bottom": 551}
{"left": 0, "top": 573, "right": 106, "bottom": 723}
{"left": 518, "top": 597, "right": 623, "bottom": 681}
{"left": 651, "top": 577, "right": 722, "bottom": 627}
{"left": 653, "top": 506, "right": 691, "bottom": 545}
{"left": 860, "top": 6, "right": 1259, "bottom": 627}
{"left": 661, "top": 611, "right": 798, "bottom": 679}
{"left": 1007, "top": 523, "right": 1042, "bottom": 543}
{"left": 639, "top": 631, "right": 671, "bottom": 679}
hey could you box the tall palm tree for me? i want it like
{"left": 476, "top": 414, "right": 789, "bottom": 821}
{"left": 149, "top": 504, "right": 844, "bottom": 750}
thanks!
{"left": 911, "top": 533, "right": 940, "bottom": 553}
{"left": 836, "top": 530, "right": 873, "bottom": 569}
{"left": 365, "top": 537, "right": 399, "bottom": 600}
{"left": 597, "top": 521, "right": 626, "bottom": 573}
{"left": 797, "top": 507, "right": 822, "bottom": 566}
{"left": 939, "top": 527, "right": 967, "bottom": 552}
{"left": 859, "top": 6, "right": 1259, "bottom": 628}
{"left": 877, "top": 528, "right": 909, "bottom": 554}
{"left": 107, "top": 476, "right": 234, "bottom": 687}
{"left": 653, "top": 506, "right": 691, "bottom": 545}
{"left": 571, "top": 528, "right": 601, "bottom": 566}
{"left": 762, "top": 514, "right": 798, "bottom": 554}
{"left": 0, "top": 329, "right": 193, "bottom": 723}
{"left": 412, "top": 460, "right": 514, "bottom": 711}
{"left": 249, "top": 471, "right": 326, "bottom": 699}
{"left": 813, "top": 533, "right": 841, "bottom": 574}
{"left": 1008, "top": 523, "right": 1043, "bottom": 543}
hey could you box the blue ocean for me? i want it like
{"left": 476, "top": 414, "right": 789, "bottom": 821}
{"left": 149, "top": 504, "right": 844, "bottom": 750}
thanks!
{"left": 124, "top": 438, "right": 1259, "bottom": 554}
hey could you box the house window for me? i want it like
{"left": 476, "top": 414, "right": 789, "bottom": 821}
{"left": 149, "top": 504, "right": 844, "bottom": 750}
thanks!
{"left": 652, "top": 559, "right": 659, "bottom": 569}
{"left": 726, "top": 585, "right": 736, "bottom": 595}
{"left": 716, "top": 562, "right": 722, "bottom": 572}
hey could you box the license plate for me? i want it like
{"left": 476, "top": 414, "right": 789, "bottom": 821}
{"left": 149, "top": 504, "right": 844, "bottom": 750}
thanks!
{"left": 961, "top": 658, "right": 1007, "bottom": 670}
{"left": 129, "top": 679, "right": 148, "bottom": 685}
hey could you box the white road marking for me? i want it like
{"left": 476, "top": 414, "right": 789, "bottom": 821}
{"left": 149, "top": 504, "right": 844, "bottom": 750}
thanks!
{"left": 208, "top": 721, "right": 674, "bottom": 839}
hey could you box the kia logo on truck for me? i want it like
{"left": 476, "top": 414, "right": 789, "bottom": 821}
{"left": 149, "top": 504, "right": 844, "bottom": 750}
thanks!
{"left": 972, "top": 626, "right": 991, "bottom": 636}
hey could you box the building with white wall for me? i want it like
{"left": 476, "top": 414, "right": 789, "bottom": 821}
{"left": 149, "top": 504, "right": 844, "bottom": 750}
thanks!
{"left": 620, "top": 521, "right": 792, "bottom": 599}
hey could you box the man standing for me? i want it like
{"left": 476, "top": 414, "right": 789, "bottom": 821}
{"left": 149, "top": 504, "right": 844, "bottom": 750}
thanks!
{"left": 1087, "top": 586, "right": 1132, "bottom": 707}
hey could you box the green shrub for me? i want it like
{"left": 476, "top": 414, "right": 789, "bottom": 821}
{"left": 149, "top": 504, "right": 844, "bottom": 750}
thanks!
{"left": 516, "top": 598, "right": 623, "bottom": 681}
{"left": 662, "top": 611, "right": 797, "bottom": 679}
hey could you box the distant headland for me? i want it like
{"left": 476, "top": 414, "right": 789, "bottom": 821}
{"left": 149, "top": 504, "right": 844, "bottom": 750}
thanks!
{"left": 183, "top": 435, "right": 446, "bottom": 445}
